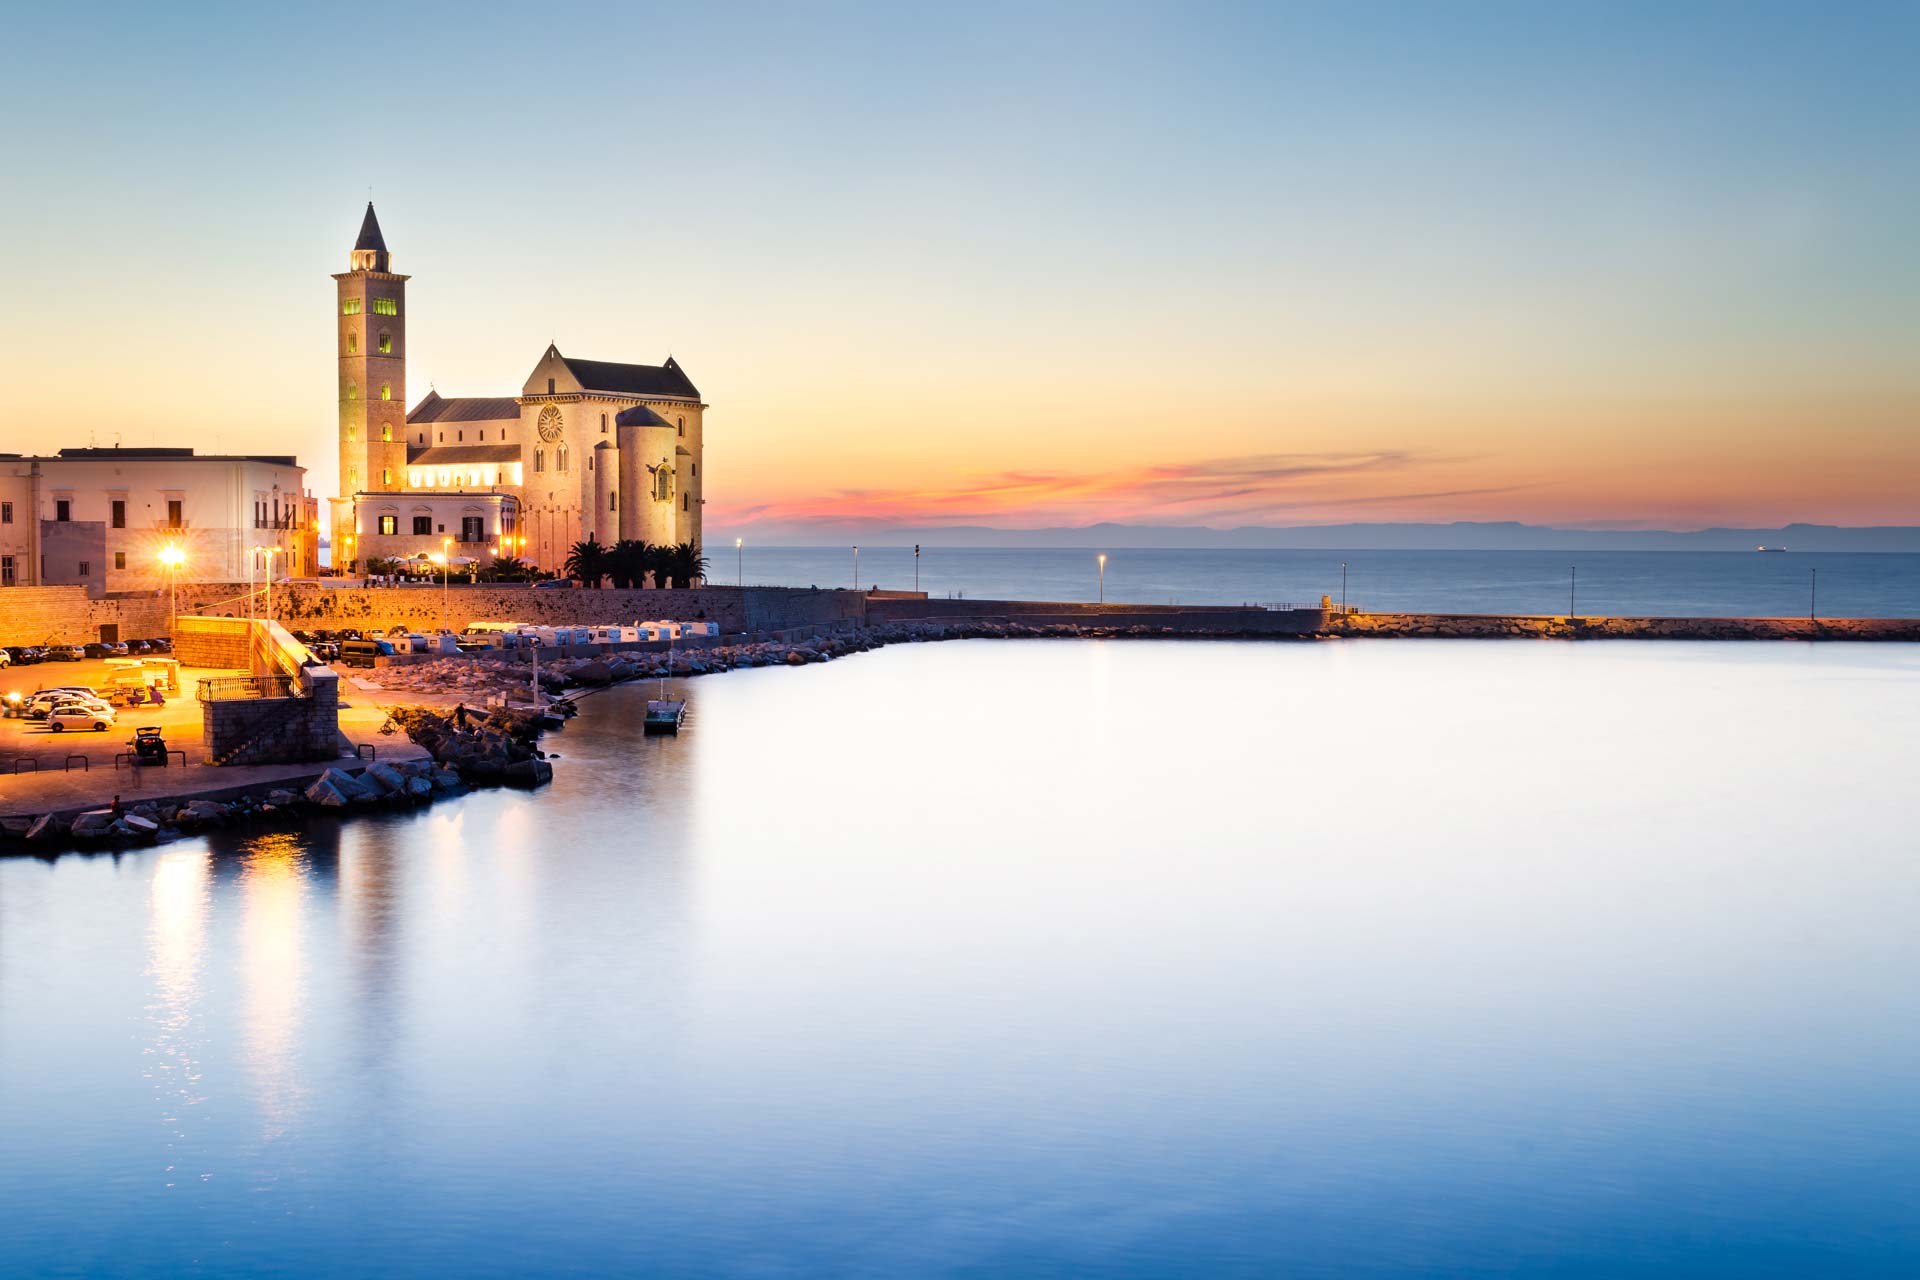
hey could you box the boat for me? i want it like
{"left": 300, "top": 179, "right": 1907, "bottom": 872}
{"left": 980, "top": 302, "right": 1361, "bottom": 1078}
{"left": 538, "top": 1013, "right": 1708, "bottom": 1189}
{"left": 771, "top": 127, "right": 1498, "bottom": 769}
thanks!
{"left": 1756, "top": 545, "right": 1787, "bottom": 553}
{"left": 644, "top": 699, "right": 686, "bottom": 734}
{"left": 644, "top": 636, "right": 686, "bottom": 734}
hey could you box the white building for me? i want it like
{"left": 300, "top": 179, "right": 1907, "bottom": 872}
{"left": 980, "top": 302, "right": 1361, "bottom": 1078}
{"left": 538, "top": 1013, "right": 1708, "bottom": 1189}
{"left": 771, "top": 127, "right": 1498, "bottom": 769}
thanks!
{"left": 0, "top": 448, "right": 318, "bottom": 592}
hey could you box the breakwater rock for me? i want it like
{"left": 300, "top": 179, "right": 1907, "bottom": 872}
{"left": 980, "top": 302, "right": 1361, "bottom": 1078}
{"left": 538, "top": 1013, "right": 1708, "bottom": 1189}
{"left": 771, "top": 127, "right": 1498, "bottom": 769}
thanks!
{"left": 385, "top": 706, "right": 557, "bottom": 788}
{"left": 1, "top": 758, "right": 471, "bottom": 856}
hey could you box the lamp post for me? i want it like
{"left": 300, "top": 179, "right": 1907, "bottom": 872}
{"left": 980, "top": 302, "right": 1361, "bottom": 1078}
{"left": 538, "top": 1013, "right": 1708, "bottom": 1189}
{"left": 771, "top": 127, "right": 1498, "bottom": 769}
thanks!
{"left": 439, "top": 536, "right": 452, "bottom": 632}
{"left": 343, "top": 534, "right": 355, "bottom": 581}
{"left": 259, "top": 546, "right": 281, "bottom": 623}
{"left": 852, "top": 545, "right": 859, "bottom": 592}
{"left": 247, "top": 544, "right": 258, "bottom": 619}
{"left": 158, "top": 544, "right": 184, "bottom": 635}
{"left": 736, "top": 537, "right": 743, "bottom": 587}
{"left": 1098, "top": 553, "right": 1107, "bottom": 604}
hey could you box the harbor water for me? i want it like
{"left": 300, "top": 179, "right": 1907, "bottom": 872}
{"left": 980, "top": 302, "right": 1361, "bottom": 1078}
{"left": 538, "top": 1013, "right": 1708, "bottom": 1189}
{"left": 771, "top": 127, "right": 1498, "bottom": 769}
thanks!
{"left": 4, "top": 639, "right": 1919, "bottom": 1277}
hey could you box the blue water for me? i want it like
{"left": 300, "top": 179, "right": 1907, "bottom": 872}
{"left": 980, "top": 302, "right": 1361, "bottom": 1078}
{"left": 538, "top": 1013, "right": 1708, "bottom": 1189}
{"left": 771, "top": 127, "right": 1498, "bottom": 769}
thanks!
{"left": 727, "top": 546, "right": 1920, "bottom": 617}
{"left": 4, "top": 639, "right": 1920, "bottom": 1277}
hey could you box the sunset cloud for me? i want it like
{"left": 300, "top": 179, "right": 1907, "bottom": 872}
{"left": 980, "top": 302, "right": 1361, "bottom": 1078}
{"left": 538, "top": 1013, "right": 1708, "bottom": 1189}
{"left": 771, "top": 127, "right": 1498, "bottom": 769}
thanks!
{"left": 708, "top": 449, "right": 1521, "bottom": 536}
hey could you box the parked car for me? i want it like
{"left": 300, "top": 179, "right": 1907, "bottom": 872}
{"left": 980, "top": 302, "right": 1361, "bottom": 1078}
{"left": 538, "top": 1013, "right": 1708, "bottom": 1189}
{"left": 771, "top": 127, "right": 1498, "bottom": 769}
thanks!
{"left": 146, "top": 637, "right": 173, "bottom": 653}
{"left": 127, "top": 639, "right": 153, "bottom": 655}
{"left": 29, "top": 699, "right": 111, "bottom": 723}
{"left": 18, "top": 647, "right": 49, "bottom": 664}
{"left": 46, "top": 706, "right": 115, "bottom": 732}
{"left": 0, "top": 648, "right": 10, "bottom": 668}
{"left": 26, "top": 691, "right": 111, "bottom": 718}
{"left": 50, "top": 644, "right": 86, "bottom": 661}
{"left": 83, "top": 642, "right": 113, "bottom": 658}
{"left": 338, "top": 638, "right": 396, "bottom": 668}
{"left": 104, "top": 641, "right": 129, "bottom": 657}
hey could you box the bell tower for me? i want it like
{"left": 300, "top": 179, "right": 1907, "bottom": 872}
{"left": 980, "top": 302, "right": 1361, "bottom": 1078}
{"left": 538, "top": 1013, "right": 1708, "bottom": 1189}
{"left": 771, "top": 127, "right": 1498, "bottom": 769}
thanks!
{"left": 333, "top": 203, "right": 409, "bottom": 502}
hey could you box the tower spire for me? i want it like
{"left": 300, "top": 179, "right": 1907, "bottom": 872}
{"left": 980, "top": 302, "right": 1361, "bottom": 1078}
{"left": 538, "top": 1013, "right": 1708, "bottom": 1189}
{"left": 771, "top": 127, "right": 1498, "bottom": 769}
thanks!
{"left": 350, "top": 203, "right": 390, "bottom": 272}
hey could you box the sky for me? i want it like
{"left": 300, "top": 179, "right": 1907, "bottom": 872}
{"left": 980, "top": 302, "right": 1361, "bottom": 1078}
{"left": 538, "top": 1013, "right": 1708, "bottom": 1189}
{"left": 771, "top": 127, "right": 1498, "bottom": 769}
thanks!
{"left": 1, "top": 1, "right": 1916, "bottom": 541}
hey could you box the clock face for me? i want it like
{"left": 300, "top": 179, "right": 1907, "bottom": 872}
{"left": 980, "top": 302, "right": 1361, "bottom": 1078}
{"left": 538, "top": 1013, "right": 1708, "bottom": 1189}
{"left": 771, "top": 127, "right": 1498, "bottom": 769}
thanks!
{"left": 536, "top": 406, "right": 564, "bottom": 442}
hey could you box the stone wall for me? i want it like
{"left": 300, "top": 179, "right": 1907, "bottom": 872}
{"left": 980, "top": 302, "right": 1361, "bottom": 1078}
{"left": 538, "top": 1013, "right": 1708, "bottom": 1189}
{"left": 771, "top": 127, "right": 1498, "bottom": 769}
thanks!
{"left": 865, "top": 597, "right": 1329, "bottom": 634}
{"left": 174, "top": 616, "right": 253, "bottom": 669}
{"left": 1331, "top": 613, "right": 1920, "bottom": 641}
{"left": 0, "top": 586, "right": 171, "bottom": 646}
{"left": 200, "top": 672, "right": 340, "bottom": 765}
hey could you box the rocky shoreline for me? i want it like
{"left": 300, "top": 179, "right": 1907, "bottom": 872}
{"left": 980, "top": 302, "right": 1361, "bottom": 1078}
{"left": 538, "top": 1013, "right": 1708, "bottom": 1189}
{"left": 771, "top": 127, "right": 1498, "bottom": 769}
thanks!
{"left": 2, "top": 706, "right": 557, "bottom": 856}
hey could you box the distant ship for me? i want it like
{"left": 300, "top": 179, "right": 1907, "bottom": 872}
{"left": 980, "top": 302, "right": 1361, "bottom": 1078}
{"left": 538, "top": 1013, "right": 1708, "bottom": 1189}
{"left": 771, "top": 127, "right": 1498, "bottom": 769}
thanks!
{"left": 1756, "top": 546, "right": 1787, "bottom": 553}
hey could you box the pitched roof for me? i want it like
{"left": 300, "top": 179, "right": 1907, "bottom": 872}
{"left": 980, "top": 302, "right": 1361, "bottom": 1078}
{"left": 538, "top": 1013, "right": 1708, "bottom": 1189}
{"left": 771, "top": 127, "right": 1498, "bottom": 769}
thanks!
{"left": 355, "top": 203, "right": 388, "bottom": 253}
{"left": 561, "top": 354, "right": 700, "bottom": 400}
{"left": 407, "top": 392, "right": 521, "bottom": 424}
{"left": 613, "top": 405, "right": 669, "bottom": 428}
{"left": 407, "top": 444, "right": 522, "bottom": 466}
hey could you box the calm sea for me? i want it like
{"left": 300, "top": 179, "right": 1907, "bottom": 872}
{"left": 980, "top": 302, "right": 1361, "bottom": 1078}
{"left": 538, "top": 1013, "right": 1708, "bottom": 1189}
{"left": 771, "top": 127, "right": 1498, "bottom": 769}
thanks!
{"left": 726, "top": 546, "right": 1920, "bottom": 617}
{"left": 4, "top": 639, "right": 1919, "bottom": 1277}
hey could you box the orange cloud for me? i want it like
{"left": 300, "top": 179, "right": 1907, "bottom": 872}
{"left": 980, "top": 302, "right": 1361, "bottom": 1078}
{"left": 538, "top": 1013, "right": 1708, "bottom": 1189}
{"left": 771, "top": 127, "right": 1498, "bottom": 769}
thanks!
{"left": 711, "top": 450, "right": 1528, "bottom": 534}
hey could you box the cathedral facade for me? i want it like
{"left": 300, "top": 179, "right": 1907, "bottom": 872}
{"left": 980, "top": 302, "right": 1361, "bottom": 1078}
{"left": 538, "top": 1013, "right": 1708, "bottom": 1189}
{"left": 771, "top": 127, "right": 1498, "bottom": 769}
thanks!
{"left": 330, "top": 204, "right": 706, "bottom": 573}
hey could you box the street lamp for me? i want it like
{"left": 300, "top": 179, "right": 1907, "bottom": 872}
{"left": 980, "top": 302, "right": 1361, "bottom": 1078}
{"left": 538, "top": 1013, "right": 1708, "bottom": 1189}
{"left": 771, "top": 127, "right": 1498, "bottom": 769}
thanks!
{"left": 258, "top": 546, "right": 281, "bottom": 622}
{"left": 158, "top": 544, "right": 184, "bottom": 635}
{"left": 439, "top": 536, "right": 453, "bottom": 632}
{"left": 736, "top": 537, "right": 743, "bottom": 587}
{"left": 1098, "top": 553, "right": 1107, "bottom": 604}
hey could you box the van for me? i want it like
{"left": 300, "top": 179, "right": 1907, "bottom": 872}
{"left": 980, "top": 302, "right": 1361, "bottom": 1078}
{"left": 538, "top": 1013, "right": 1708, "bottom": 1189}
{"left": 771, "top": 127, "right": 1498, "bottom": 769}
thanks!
{"left": 340, "top": 638, "right": 396, "bottom": 668}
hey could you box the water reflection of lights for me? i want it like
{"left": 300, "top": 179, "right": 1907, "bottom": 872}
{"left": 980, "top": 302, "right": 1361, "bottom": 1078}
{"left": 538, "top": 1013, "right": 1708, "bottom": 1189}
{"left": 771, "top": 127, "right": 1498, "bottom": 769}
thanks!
{"left": 239, "top": 832, "right": 310, "bottom": 1141}
{"left": 144, "top": 849, "right": 210, "bottom": 1188}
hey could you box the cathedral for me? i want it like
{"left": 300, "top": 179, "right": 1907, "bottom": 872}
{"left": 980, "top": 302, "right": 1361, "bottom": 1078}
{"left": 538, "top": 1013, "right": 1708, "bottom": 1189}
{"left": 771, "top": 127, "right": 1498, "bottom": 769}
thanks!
{"left": 330, "top": 204, "right": 706, "bottom": 573}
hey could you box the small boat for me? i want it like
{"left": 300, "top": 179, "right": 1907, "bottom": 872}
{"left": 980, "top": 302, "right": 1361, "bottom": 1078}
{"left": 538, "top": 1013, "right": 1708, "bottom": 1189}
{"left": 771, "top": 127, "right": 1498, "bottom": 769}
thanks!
{"left": 644, "top": 699, "right": 685, "bottom": 734}
{"left": 644, "top": 637, "right": 685, "bottom": 733}
{"left": 1756, "top": 545, "right": 1787, "bottom": 553}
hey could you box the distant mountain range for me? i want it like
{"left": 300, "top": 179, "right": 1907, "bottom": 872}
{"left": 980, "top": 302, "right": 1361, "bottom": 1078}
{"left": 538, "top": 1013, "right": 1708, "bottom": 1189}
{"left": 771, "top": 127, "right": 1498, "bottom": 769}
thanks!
{"left": 710, "top": 521, "right": 1920, "bottom": 552}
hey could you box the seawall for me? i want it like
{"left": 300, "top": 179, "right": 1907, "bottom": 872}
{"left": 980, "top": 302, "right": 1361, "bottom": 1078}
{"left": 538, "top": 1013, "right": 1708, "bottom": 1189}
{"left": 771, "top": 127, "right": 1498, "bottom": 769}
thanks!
{"left": 1329, "top": 613, "right": 1920, "bottom": 641}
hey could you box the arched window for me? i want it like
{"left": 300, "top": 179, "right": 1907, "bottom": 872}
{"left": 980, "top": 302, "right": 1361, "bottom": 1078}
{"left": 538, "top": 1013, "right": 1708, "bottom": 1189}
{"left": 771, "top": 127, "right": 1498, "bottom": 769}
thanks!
{"left": 682, "top": 493, "right": 688, "bottom": 511}
{"left": 347, "top": 332, "right": 357, "bottom": 354}
{"left": 381, "top": 384, "right": 391, "bottom": 401}
{"left": 534, "top": 448, "right": 545, "bottom": 473}
{"left": 610, "top": 491, "right": 618, "bottom": 512}
{"left": 381, "top": 424, "right": 392, "bottom": 442}
{"left": 600, "top": 413, "right": 608, "bottom": 434}
{"left": 677, "top": 416, "right": 684, "bottom": 437}
{"left": 587, "top": 453, "right": 594, "bottom": 472}
{"left": 378, "top": 331, "right": 392, "bottom": 354}
{"left": 556, "top": 444, "right": 569, "bottom": 472}
{"left": 653, "top": 467, "right": 671, "bottom": 502}
{"left": 382, "top": 468, "right": 392, "bottom": 486}
{"left": 346, "top": 382, "right": 357, "bottom": 400}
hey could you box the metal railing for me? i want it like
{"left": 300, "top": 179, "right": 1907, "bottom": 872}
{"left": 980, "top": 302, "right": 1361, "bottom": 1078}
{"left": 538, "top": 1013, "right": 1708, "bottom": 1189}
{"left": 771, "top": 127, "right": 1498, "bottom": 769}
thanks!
{"left": 196, "top": 674, "right": 298, "bottom": 702}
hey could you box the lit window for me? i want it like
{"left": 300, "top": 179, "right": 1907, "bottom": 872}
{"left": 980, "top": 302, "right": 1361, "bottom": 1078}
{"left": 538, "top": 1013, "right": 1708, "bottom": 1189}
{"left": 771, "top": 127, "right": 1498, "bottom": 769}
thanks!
{"left": 348, "top": 428, "right": 357, "bottom": 443}
{"left": 379, "top": 515, "right": 397, "bottom": 535}
{"left": 347, "top": 332, "right": 358, "bottom": 354}
{"left": 382, "top": 424, "right": 392, "bottom": 442}
{"left": 378, "top": 331, "right": 392, "bottom": 354}
{"left": 381, "top": 384, "right": 391, "bottom": 401}
{"left": 372, "top": 297, "right": 398, "bottom": 316}
{"left": 342, "top": 298, "right": 363, "bottom": 316}
{"left": 346, "top": 382, "right": 357, "bottom": 400}
{"left": 382, "top": 468, "right": 392, "bottom": 485}
{"left": 409, "top": 471, "right": 420, "bottom": 487}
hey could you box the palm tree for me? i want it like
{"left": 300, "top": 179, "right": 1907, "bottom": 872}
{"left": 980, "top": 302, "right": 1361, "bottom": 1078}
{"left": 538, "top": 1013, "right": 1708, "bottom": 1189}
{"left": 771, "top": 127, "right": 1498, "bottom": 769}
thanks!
{"left": 660, "top": 541, "right": 709, "bottom": 589}
{"left": 563, "top": 537, "right": 609, "bottom": 588}
{"left": 605, "top": 540, "right": 651, "bottom": 590}
{"left": 486, "top": 556, "right": 533, "bottom": 582}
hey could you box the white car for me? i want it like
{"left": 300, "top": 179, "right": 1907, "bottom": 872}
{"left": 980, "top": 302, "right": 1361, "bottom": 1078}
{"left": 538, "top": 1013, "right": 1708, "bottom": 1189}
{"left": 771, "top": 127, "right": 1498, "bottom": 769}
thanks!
{"left": 47, "top": 706, "right": 115, "bottom": 732}
{"left": 28, "top": 693, "right": 111, "bottom": 719}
